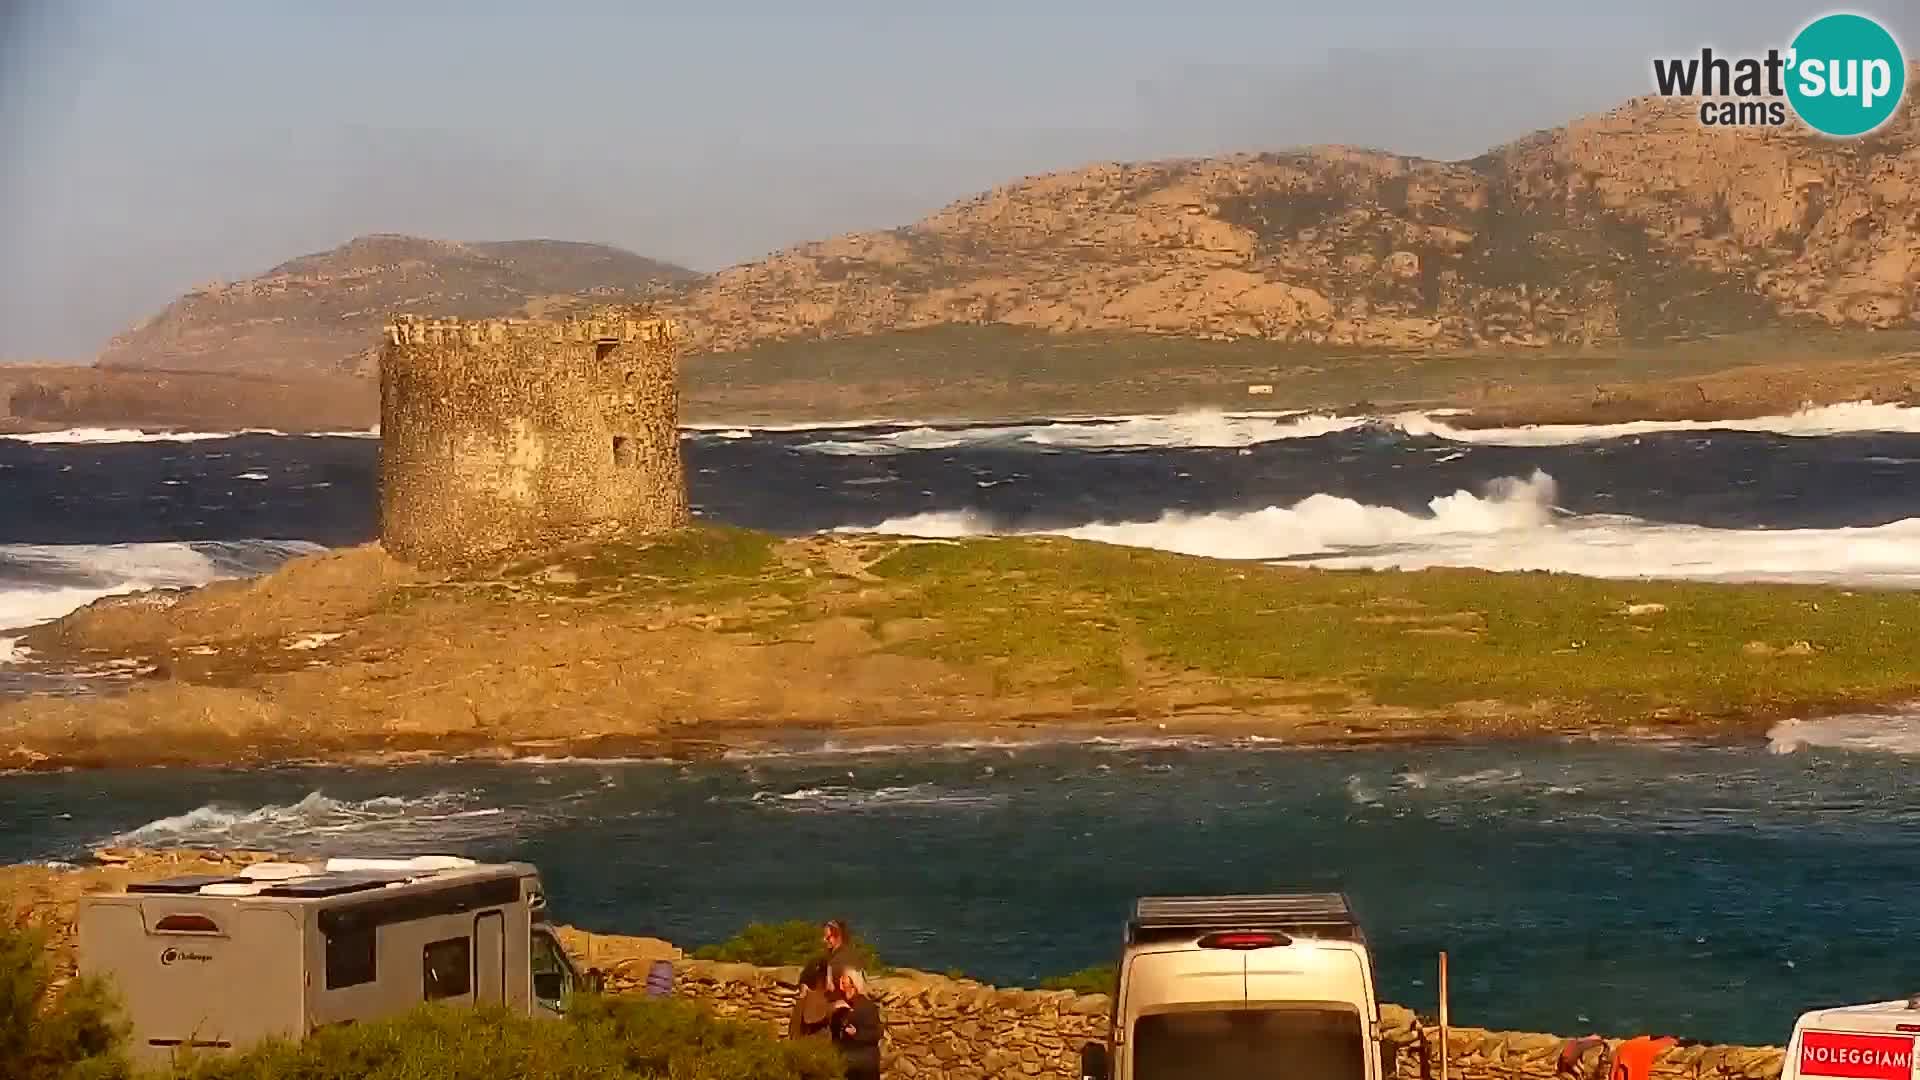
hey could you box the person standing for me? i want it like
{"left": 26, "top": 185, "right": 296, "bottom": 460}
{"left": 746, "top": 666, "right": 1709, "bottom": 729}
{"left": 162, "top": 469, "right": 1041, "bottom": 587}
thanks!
{"left": 789, "top": 958, "right": 835, "bottom": 1039}
{"left": 822, "top": 919, "right": 851, "bottom": 971}
{"left": 830, "top": 966, "right": 884, "bottom": 1080}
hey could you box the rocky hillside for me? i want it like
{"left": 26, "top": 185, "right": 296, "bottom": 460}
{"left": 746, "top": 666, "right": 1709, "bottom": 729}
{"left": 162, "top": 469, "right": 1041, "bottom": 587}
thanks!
{"left": 673, "top": 72, "right": 1920, "bottom": 352}
{"left": 99, "top": 235, "right": 695, "bottom": 375}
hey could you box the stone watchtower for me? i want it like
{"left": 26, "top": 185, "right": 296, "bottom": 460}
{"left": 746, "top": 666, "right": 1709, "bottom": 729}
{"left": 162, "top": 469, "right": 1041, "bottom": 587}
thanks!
{"left": 377, "top": 310, "right": 689, "bottom": 567}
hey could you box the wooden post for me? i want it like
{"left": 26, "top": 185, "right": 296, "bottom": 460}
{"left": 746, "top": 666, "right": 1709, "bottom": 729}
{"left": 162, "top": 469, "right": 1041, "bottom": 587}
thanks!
{"left": 1438, "top": 952, "right": 1450, "bottom": 1080}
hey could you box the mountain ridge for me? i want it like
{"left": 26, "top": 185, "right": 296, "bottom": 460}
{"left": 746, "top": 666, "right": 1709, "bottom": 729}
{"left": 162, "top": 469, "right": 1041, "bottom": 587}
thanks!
{"left": 94, "top": 74, "right": 1920, "bottom": 375}
{"left": 97, "top": 235, "right": 696, "bottom": 375}
{"left": 666, "top": 78, "right": 1920, "bottom": 353}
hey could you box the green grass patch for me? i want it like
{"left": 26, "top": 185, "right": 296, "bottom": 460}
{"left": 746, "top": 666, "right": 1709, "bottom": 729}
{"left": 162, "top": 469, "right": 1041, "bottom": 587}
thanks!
{"left": 692, "top": 921, "right": 886, "bottom": 975}
{"left": 867, "top": 540, "right": 1130, "bottom": 692}
{"left": 684, "top": 324, "right": 1920, "bottom": 421}
{"left": 499, "top": 526, "right": 784, "bottom": 603}
{"left": 1039, "top": 964, "right": 1117, "bottom": 997}
{"left": 1, "top": 922, "right": 128, "bottom": 1080}
{"left": 171, "top": 996, "right": 842, "bottom": 1080}
{"left": 864, "top": 537, "right": 1920, "bottom": 720}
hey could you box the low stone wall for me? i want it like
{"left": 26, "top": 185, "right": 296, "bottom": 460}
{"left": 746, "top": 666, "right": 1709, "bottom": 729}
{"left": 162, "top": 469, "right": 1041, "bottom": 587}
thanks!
{"left": 626, "top": 955, "right": 1786, "bottom": 1080}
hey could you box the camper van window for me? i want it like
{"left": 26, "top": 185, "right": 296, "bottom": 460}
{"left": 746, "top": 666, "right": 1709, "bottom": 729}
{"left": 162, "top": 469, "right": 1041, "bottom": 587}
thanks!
{"left": 423, "top": 936, "right": 472, "bottom": 1001}
{"left": 1132, "top": 1008, "right": 1365, "bottom": 1080}
{"left": 324, "top": 927, "right": 377, "bottom": 989}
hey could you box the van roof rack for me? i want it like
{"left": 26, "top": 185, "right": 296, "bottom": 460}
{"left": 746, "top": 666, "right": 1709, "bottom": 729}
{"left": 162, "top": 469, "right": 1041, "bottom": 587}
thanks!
{"left": 1128, "top": 893, "right": 1362, "bottom": 944}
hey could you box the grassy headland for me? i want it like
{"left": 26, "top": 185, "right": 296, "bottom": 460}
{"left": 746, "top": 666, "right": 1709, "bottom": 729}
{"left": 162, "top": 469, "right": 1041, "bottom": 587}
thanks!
{"left": 679, "top": 325, "right": 1920, "bottom": 425}
{"left": 3, "top": 527, "right": 1915, "bottom": 770}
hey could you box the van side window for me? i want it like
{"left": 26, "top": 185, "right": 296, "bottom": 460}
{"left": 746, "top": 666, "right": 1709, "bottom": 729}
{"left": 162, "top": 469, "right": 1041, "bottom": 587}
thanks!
{"left": 423, "top": 936, "right": 472, "bottom": 1000}
{"left": 324, "top": 927, "right": 376, "bottom": 989}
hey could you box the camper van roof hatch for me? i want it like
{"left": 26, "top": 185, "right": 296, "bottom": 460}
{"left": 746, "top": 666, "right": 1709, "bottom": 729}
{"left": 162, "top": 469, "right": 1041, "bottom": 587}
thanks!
{"left": 259, "top": 872, "right": 413, "bottom": 898}
{"left": 126, "top": 875, "right": 252, "bottom": 894}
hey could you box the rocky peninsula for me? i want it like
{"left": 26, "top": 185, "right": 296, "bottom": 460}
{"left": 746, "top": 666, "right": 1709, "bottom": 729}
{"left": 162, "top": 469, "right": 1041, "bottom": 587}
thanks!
{"left": 4, "top": 526, "right": 1918, "bottom": 771}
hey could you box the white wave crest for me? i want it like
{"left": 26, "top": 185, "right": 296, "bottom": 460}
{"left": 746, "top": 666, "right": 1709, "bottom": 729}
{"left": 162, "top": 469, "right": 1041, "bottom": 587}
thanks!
{"left": 800, "top": 410, "right": 1366, "bottom": 455}
{"left": 2, "top": 427, "right": 379, "bottom": 444}
{"left": 110, "top": 790, "right": 514, "bottom": 850}
{"left": 1395, "top": 401, "right": 1920, "bottom": 447}
{"left": 747, "top": 783, "right": 1005, "bottom": 811}
{"left": 1768, "top": 710, "right": 1920, "bottom": 756}
{"left": 0, "top": 539, "right": 321, "bottom": 632}
{"left": 840, "top": 471, "right": 1920, "bottom": 586}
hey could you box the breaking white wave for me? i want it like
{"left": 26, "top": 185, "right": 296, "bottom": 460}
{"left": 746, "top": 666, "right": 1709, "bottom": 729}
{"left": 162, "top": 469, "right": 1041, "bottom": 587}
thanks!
{"left": 2, "top": 427, "right": 379, "bottom": 444}
{"left": 720, "top": 732, "right": 1262, "bottom": 762}
{"left": 109, "top": 790, "right": 518, "bottom": 851}
{"left": 1396, "top": 401, "right": 1920, "bottom": 447}
{"left": 0, "top": 637, "right": 24, "bottom": 665}
{"left": 747, "top": 783, "right": 1005, "bottom": 812}
{"left": 801, "top": 410, "right": 1366, "bottom": 455}
{"left": 732, "top": 401, "right": 1920, "bottom": 455}
{"left": 840, "top": 470, "right": 1920, "bottom": 586}
{"left": 0, "top": 539, "right": 320, "bottom": 632}
{"left": 1767, "top": 710, "right": 1920, "bottom": 756}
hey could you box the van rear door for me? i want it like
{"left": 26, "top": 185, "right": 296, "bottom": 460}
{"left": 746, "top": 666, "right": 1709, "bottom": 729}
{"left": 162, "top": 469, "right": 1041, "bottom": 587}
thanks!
{"left": 1120, "top": 941, "right": 1376, "bottom": 1080}
{"left": 80, "top": 901, "right": 304, "bottom": 1065}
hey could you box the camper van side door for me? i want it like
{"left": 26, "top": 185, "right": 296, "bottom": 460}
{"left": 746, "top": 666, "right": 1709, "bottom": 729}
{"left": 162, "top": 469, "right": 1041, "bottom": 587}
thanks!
{"left": 530, "top": 926, "right": 574, "bottom": 1013}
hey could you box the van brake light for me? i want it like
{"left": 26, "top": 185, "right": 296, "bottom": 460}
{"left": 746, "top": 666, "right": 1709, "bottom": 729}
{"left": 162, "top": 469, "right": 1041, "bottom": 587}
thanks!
{"left": 1895, "top": 1024, "right": 1920, "bottom": 1033}
{"left": 1199, "top": 931, "right": 1289, "bottom": 950}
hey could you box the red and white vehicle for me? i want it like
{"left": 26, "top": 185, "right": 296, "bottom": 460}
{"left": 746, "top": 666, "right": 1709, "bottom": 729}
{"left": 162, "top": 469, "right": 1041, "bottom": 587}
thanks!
{"left": 1785, "top": 997, "right": 1920, "bottom": 1080}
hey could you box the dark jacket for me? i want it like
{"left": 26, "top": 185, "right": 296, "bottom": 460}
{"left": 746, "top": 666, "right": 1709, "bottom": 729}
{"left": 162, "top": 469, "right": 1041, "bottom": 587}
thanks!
{"left": 790, "top": 958, "right": 835, "bottom": 1039}
{"left": 789, "top": 984, "right": 835, "bottom": 1039}
{"left": 831, "top": 995, "right": 884, "bottom": 1079}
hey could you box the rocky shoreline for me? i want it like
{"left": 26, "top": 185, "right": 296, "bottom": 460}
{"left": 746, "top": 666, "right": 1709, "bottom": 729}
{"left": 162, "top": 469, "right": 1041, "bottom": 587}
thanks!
{"left": 6, "top": 849, "right": 1789, "bottom": 1080}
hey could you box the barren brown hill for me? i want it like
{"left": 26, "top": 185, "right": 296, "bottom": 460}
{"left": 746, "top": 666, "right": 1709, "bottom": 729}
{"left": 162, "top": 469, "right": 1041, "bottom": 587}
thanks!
{"left": 98, "top": 235, "right": 695, "bottom": 375}
{"left": 671, "top": 76, "right": 1920, "bottom": 353}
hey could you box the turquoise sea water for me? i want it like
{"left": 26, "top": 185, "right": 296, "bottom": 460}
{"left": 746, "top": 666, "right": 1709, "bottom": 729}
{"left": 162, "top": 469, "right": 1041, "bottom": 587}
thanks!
{"left": 5, "top": 735, "right": 1915, "bottom": 1046}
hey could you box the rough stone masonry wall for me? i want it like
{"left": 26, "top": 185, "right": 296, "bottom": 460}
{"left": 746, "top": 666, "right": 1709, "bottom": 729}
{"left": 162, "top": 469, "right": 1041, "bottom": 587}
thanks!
{"left": 378, "top": 311, "right": 688, "bottom": 567}
{"left": 654, "top": 959, "right": 1786, "bottom": 1080}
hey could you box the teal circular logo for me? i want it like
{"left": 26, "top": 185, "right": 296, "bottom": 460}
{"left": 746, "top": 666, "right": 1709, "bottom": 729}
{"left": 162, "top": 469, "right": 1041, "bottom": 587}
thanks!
{"left": 1786, "top": 13, "right": 1906, "bottom": 137}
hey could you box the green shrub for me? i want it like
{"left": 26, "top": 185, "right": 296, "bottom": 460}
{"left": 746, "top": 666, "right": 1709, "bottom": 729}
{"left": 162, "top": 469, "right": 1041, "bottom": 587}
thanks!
{"left": 692, "top": 921, "right": 884, "bottom": 974}
{"left": 1039, "top": 964, "right": 1116, "bottom": 997}
{"left": 173, "top": 995, "right": 843, "bottom": 1080}
{"left": 0, "top": 918, "right": 130, "bottom": 1080}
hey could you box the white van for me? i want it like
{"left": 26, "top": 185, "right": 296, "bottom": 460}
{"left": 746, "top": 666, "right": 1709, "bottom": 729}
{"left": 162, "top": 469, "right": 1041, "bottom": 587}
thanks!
{"left": 1080, "top": 893, "right": 1384, "bottom": 1080}
{"left": 1784, "top": 997, "right": 1920, "bottom": 1080}
{"left": 77, "top": 855, "right": 591, "bottom": 1067}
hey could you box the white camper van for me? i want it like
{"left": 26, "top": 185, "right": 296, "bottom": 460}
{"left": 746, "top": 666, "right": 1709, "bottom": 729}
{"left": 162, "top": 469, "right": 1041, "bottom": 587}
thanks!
{"left": 1080, "top": 893, "right": 1385, "bottom": 1080}
{"left": 76, "top": 855, "right": 589, "bottom": 1066}
{"left": 1783, "top": 996, "right": 1920, "bottom": 1080}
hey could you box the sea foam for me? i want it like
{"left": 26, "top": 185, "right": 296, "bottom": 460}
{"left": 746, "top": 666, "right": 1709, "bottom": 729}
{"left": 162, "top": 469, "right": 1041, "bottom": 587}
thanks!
{"left": 838, "top": 470, "right": 1920, "bottom": 587}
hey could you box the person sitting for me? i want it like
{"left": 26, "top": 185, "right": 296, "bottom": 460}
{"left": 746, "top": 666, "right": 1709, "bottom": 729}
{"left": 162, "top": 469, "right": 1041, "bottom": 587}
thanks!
{"left": 830, "top": 965, "right": 884, "bottom": 1080}
{"left": 788, "top": 958, "right": 835, "bottom": 1039}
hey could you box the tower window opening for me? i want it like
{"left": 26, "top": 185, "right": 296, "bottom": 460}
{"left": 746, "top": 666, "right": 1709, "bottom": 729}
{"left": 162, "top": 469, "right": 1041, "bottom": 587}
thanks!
{"left": 612, "top": 436, "right": 634, "bottom": 467}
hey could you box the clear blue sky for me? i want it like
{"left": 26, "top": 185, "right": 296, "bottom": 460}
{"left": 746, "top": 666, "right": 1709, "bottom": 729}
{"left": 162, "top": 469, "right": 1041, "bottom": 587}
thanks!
{"left": 1, "top": 1, "right": 1911, "bottom": 358}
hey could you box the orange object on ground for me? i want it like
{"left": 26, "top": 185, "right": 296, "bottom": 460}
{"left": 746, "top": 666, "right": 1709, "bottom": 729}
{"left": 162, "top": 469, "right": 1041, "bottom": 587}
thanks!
{"left": 1610, "top": 1036, "right": 1679, "bottom": 1080}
